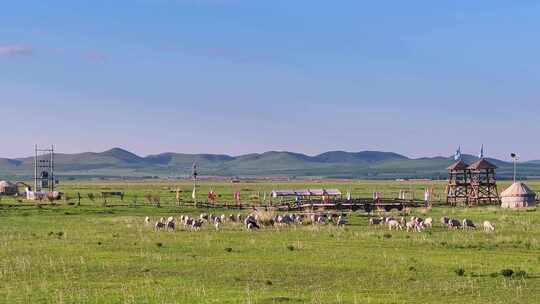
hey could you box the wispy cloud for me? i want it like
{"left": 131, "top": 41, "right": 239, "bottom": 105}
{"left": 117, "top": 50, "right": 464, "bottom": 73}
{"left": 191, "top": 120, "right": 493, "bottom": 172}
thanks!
{"left": 84, "top": 51, "right": 108, "bottom": 62}
{"left": 0, "top": 44, "right": 34, "bottom": 57}
{"left": 171, "top": 45, "right": 299, "bottom": 69}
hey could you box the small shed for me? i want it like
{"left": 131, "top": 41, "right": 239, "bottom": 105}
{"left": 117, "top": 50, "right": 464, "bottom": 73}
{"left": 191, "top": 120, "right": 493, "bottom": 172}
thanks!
{"left": 0, "top": 180, "right": 17, "bottom": 195}
{"left": 324, "top": 189, "right": 342, "bottom": 196}
{"left": 309, "top": 189, "right": 325, "bottom": 196}
{"left": 271, "top": 189, "right": 296, "bottom": 198}
{"left": 500, "top": 182, "right": 536, "bottom": 208}
{"left": 294, "top": 189, "right": 311, "bottom": 196}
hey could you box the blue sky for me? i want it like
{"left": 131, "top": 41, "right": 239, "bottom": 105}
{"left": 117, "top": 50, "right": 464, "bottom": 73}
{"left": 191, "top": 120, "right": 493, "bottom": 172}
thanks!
{"left": 1, "top": 1, "right": 539, "bottom": 160}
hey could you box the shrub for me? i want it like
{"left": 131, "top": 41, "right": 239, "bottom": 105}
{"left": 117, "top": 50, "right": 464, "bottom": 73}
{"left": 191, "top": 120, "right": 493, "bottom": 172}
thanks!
{"left": 254, "top": 210, "right": 276, "bottom": 227}
{"left": 513, "top": 270, "right": 528, "bottom": 278}
{"left": 383, "top": 233, "right": 392, "bottom": 239}
{"left": 500, "top": 268, "right": 514, "bottom": 278}
{"left": 156, "top": 242, "right": 163, "bottom": 247}
{"left": 286, "top": 245, "right": 295, "bottom": 251}
{"left": 224, "top": 247, "right": 233, "bottom": 252}
{"left": 454, "top": 267, "right": 465, "bottom": 276}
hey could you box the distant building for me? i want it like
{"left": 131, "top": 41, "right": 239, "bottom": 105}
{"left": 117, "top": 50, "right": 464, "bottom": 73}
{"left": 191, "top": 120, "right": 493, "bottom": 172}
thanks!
{"left": 500, "top": 182, "right": 536, "bottom": 208}
{"left": 0, "top": 180, "right": 17, "bottom": 195}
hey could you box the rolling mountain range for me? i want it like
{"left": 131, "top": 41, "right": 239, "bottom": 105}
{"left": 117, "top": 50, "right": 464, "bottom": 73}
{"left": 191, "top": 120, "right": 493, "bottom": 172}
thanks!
{"left": 0, "top": 148, "right": 539, "bottom": 180}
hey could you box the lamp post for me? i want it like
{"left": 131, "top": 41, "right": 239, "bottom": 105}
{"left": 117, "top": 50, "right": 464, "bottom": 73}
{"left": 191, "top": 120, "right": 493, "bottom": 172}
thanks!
{"left": 510, "top": 153, "right": 519, "bottom": 183}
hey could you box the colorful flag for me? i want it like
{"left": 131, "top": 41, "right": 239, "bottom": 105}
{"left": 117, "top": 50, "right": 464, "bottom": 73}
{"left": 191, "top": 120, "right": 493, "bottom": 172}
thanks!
{"left": 479, "top": 144, "right": 484, "bottom": 159}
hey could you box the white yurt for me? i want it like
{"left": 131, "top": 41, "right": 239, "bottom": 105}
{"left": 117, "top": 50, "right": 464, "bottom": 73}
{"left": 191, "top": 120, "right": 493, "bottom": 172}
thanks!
{"left": 500, "top": 182, "right": 536, "bottom": 208}
{"left": 0, "top": 180, "right": 17, "bottom": 195}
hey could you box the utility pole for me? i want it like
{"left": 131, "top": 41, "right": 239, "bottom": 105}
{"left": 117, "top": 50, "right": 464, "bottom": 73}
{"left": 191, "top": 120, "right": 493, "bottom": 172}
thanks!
{"left": 511, "top": 153, "right": 519, "bottom": 183}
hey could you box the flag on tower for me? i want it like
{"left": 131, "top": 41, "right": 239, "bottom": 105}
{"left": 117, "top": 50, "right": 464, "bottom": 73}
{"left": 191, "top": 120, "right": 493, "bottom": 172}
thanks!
{"left": 479, "top": 145, "right": 484, "bottom": 159}
{"left": 454, "top": 146, "right": 462, "bottom": 161}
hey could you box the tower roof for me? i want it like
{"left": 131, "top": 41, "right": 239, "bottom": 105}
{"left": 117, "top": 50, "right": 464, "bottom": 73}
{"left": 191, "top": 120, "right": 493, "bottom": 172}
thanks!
{"left": 447, "top": 160, "right": 469, "bottom": 171}
{"left": 467, "top": 158, "right": 497, "bottom": 170}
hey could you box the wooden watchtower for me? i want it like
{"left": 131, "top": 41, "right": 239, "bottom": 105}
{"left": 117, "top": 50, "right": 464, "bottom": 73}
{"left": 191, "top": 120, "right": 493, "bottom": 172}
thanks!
{"left": 446, "top": 160, "right": 470, "bottom": 206}
{"left": 467, "top": 158, "right": 499, "bottom": 205}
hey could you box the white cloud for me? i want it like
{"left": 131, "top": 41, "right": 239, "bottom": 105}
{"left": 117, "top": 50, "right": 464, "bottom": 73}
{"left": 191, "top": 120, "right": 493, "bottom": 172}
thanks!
{"left": 0, "top": 44, "right": 33, "bottom": 57}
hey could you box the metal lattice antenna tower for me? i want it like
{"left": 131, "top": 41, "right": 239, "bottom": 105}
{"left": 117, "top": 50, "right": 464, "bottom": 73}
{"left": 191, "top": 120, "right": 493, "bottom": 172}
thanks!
{"left": 34, "top": 145, "right": 55, "bottom": 192}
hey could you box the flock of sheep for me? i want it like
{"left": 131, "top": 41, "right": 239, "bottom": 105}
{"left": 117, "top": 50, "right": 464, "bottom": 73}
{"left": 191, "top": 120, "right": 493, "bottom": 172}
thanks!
{"left": 369, "top": 215, "right": 496, "bottom": 232}
{"left": 144, "top": 211, "right": 496, "bottom": 233}
{"left": 144, "top": 212, "right": 348, "bottom": 232}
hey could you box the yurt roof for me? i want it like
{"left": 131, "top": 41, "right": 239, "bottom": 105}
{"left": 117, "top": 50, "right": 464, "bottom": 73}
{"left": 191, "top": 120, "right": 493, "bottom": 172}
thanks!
{"left": 500, "top": 182, "right": 536, "bottom": 197}
{"left": 447, "top": 160, "right": 469, "bottom": 171}
{"left": 467, "top": 158, "right": 497, "bottom": 170}
{"left": 0, "top": 180, "right": 15, "bottom": 187}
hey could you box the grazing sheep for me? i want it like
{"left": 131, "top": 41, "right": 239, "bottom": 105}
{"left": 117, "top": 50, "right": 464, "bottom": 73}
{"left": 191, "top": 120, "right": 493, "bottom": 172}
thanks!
{"left": 167, "top": 216, "right": 174, "bottom": 223}
{"left": 463, "top": 219, "right": 476, "bottom": 229}
{"left": 388, "top": 219, "right": 402, "bottom": 230}
{"left": 423, "top": 217, "right": 433, "bottom": 228}
{"left": 483, "top": 221, "right": 495, "bottom": 232}
{"left": 277, "top": 214, "right": 293, "bottom": 226}
{"left": 144, "top": 216, "right": 151, "bottom": 224}
{"left": 369, "top": 217, "right": 383, "bottom": 225}
{"left": 448, "top": 219, "right": 461, "bottom": 229}
{"left": 184, "top": 217, "right": 194, "bottom": 228}
{"left": 244, "top": 215, "right": 259, "bottom": 230}
{"left": 191, "top": 219, "right": 203, "bottom": 231}
{"left": 385, "top": 217, "right": 395, "bottom": 224}
{"left": 220, "top": 214, "right": 226, "bottom": 222}
{"left": 405, "top": 221, "right": 417, "bottom": 232}
{"left": 440, "top": 216, "right": 450, "bottom": 225}
{"left": 213, "top": 216, "right": 222, "bottom": 223}
{"left": 167, "top": 219, "right": 176, "bottom": 231}
{"left": 160, "top": 217, "right": 166, "bottom": 223}
{"left": 214, "top": 221, "right": 221, "bottom": 231}
{"left": 247, "top": 222, "right": 259, "bottom": 230}
{"left": 337, "top": 215, "right": 347, "bottom": 227}
{"left": 399, "top": 217, "right": 406, "bottom": 226}
{"left": 154, "top": 221, "right": 166, "bottom": 231}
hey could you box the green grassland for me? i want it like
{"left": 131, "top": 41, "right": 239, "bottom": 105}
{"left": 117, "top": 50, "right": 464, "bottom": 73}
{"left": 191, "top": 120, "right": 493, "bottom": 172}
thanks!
{"left": 0, "top": 180, "right": 539, "bottom": 303}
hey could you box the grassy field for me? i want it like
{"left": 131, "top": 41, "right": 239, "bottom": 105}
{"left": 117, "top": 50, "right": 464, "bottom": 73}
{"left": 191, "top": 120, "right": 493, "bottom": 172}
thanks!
{"left": 0, "top": 180, "right": 539, "bottom": 303}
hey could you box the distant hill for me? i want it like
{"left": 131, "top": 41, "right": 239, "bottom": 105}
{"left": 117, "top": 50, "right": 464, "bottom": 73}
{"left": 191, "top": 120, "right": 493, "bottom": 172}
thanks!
{"left": 1, "top": 148, "right": 539, "bottom": 180}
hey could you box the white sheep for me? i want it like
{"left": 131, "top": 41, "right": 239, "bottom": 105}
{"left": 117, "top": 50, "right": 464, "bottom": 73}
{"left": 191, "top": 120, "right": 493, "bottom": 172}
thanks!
{"left": 405, "top": 221, "right": 416, "bottom": 232}
{"left": 483, "top": 221, "right": 495, "bottom": 232}
{"left": 423, "top": 217, "right": 433, "bottom": 228}
{"left": 387, "top": 219, "right": 402, "bottom": 230}
{"left": 337, "top": 215, "right": 347, "bottom": 227}
{"left": 144, "top": 216, "right": 151, "bottom": 224}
